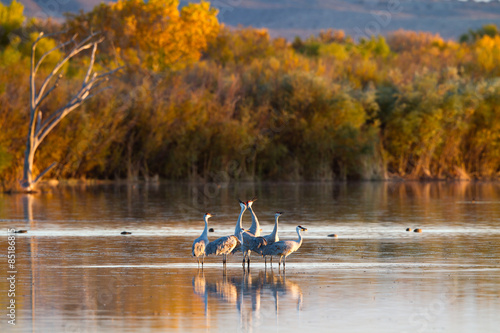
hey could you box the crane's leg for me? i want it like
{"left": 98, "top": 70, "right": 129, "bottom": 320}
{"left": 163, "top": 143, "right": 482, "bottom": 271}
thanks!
{"left": 270, "top": 256, "right": 273, "bottom": 266}
{"left": 264, "top": 256, "right": 267, "bottom": 266}
{"left": 283, "top": 256, "right": 286, "bottom": 270}
{"left": 279, "top": 256, "right": 282, "bottom": 269}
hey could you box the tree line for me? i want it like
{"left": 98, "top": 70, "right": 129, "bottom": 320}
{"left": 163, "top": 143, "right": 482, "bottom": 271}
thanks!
{"left": 2, "top": 0, "right": 500, "bottom": 190}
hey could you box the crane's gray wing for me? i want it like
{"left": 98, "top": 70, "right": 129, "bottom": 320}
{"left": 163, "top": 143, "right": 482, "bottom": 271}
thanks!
{"left": 261, "top": 241, "right": 292, "bottom": 256}
{"left": 206, "top": 236, "right": 239, "bottom": 256}
{"left": 192, "top": 238, "right": 206, "bottom": 257}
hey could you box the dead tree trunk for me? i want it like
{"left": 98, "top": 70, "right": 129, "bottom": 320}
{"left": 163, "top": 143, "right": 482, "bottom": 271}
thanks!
{"left": 20, "top": 31, "right": 121, "bottom": 192}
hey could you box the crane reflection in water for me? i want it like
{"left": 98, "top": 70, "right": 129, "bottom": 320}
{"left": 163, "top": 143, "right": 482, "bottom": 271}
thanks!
{"left": 192, "top": 268, "right": 303, "bottom": 330}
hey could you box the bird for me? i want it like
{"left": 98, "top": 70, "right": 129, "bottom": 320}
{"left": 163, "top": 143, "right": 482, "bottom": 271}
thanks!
{"left": 206, "top": 228, "right": 244, "bottom": 267}
{"left": 230, "top": 199, "right": 266, "bottom": 267}
{"left": 192, "top": 213, "right": 211, "bottom": 268}
{"left": 240, "top": 229, "right": 267, "bottom": 268}
{"left": 240, "top": 199, "right": 267, "bottom": 267}
{"left": 232, "top": 199, "right": 248, "bottom": 254}
{"left": 259, "top": 212, "right": 283, "bottom": 265}
{"left": 247, "top": 199, "right": 262, "bottom": 237}
{"left": 261, "top": 225, "right": 307, "bottom": 270}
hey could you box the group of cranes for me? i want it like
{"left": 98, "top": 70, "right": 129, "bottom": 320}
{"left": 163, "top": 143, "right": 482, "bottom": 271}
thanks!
{"left": 192, "top": 199, "right": 307, "bottom": 270}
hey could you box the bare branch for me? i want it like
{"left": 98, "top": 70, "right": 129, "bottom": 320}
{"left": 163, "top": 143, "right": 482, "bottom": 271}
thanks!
{"left": 35, "top": 100, "right": 82, "bottom": 148}
{"left": 36, "top": 74, "right": 63, "bottom": 109}
{"left": 33, "top": 37, "right": 76, "bottom": 75}
{"left": 84, "top": 43, "right": 98, "bottom": 85}
{"left": 33, "top": 30, "right": 70, "bottom": 45}
{"left": 35, "top": 77, "right": 102, "bottom": 146}
{"left": 35, "top": 32, "right": 102, "bottom": 105}
{"left": 35, "top": 64, "right": 122, "bottom": 141}
{"left": 33, "top": 162, "right": 57, "bottom": 185}
{"left": 30, "top": 33, "right": 42, "bottom": 112}
{"left": 86, "top": 86, "right": 113, "bottom": 100}
{"left": 95, "top": 66, "right": 123, "bottom": 80}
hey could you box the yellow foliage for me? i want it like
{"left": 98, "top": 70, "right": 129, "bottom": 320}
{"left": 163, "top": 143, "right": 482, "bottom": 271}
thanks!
{"left": 474, "top": 35, "right": 500, "bottom": 74}
{"left": 319, "top": 42, "right": 348, "bottom": 60}
{"left": 67, "top": 0, "right": 219, "bottom": 71}
{"left": 0, "top": 0, "right": 24, "bottom": 45}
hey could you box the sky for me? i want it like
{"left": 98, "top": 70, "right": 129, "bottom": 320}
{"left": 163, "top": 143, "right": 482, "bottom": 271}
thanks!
{"left": 3, "top": 0, "right": 500, "bottom": 39}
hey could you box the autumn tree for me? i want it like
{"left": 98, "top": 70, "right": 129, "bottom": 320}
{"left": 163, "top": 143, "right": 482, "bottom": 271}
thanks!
{"left": 0, "top": 0, "right": 24, "bottom": 46}
{"left": 65, "top": 0, "right": 220, "bottom": 71}
{"left": 460, "top": 24, "right": 499, "bottom": 43}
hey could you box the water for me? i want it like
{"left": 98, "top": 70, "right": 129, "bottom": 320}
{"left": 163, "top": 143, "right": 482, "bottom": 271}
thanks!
{"left": 1, "top": 182, "right": 500, "bottom": 332}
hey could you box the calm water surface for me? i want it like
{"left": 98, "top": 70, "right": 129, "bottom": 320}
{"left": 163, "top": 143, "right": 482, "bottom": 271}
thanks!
{"left": 1, "top": 182, "right": 500, "bottom": 332}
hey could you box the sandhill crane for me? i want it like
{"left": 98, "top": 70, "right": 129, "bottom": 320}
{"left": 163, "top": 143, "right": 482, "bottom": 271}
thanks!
{"left": 206, "top": 229, "right": 244, "bottom": 267}
{"left": 262, "top": 212, "right": 282, "bottom": 244}
{"left": 261, "top": 225, "right": 307, "bottom": 270}
{"left": 192, "top": 213, "right": 211, "bottom": 267}
{"left": 259, "top": 212, "right": 282, "bottom": 265}
{"left": 239, "top": 199, "right": 267, "bottom": 267}
{"left": 241, "top": 230, "right": 267, "bottom": 268}
{"left": 232, "top": 200, "right": 248, "bottom": 254}
{"left": 230, "top": 199, "right": 266, "bottom": 267}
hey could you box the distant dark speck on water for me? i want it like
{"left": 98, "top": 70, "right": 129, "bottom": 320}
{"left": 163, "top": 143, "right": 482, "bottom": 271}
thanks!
{"left": 406, "top": 228, "right": 412, "bottom": 232}
{"left": 121, "top": 231, "right": 132, "bottom": 235}
{"left": 327, "top": 234, "right": 338, "bottom": 238}
{"left": 14, "top": 230, "right": 28, "bottom": 233}
{"left": 414, "top": 228, "right": 423, "bottom": 233}
{"left": 209, "top": 228, "right": 215, "bottom": 232}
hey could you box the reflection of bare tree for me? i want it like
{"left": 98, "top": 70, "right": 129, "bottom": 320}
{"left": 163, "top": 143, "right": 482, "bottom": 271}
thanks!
{"left": 191, "top": 269, "right": 303, "bottom": 331}
{"left": 22, "top": 194, "right": 37, "bottom": 332}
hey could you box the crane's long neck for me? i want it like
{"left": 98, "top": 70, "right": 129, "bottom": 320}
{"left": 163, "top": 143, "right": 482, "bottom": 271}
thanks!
{"left": 234, "top": 206, "right": 247, "bottom": 236}
{"left": 270, "top": 215, "right": 279, "bottom": 239}
{"left": 201, "top": 216, "right": 209, "bottom": 240}
{"left": 248, "top": 206, "right": 260, "bottom": 236}
{"left": 237, "top": 230, "right": 245, "bottom": 246}
{"left": 296, "top": 228, "right": 303, "bottom": 246}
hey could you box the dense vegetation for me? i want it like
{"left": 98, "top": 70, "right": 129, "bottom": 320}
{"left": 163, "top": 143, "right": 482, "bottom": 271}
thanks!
{"left": 2, "top": 0, "right": 500, "bottom": 189}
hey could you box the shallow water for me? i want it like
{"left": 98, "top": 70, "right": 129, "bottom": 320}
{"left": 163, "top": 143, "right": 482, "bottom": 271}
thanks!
{"left": 1, "top": 182, "right": 500, "bottom": 332}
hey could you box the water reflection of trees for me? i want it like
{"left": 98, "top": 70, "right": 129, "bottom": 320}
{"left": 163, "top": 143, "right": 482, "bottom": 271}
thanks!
{"left": 192, "top": 269, "right": 303, "bottom": 330}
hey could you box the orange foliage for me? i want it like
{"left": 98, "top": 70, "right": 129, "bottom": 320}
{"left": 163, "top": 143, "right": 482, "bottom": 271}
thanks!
{"left": 66, "top": 0, "right": 219, "bottom": 71}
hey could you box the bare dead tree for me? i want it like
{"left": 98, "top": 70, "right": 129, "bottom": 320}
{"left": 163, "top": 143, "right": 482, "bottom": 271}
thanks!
{"left": 20, "top": 31, "right": 121, "bottom": 192}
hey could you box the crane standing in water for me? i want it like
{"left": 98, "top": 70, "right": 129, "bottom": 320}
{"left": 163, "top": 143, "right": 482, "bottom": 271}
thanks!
{"left": 232, "top": 200, "right": 248, "bottom": 254}
{"left": 261, "top": 225, "right": 307, "bottom": 270}
{"left": 192, "top": 213, "right": 211, "bottom": 267}
{"left": 242, "top": 199, "right": 267, "bottom": 267}
{"left": 258, "top": 212, "right": 283, "bottom": 265}
{"left": 206, "top": 226, "right": 245, "bottom": 267}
